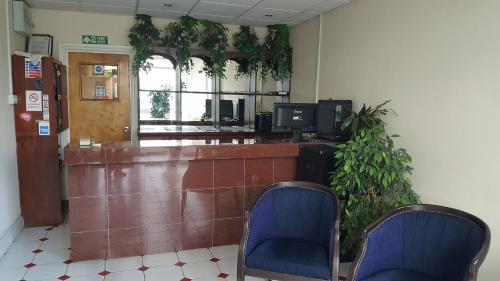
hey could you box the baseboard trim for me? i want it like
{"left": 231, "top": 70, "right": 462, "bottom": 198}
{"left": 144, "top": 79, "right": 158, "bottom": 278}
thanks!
{"left": 0, "top": 216, "right": 24, "bottom": 256}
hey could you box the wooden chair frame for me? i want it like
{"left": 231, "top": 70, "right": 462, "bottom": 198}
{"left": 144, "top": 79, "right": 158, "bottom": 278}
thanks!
{"left": 237, "top": 181, "right": 341, "bottom": 281}
{"left": 347, "top": 204, "right": 491, "bottom": 281}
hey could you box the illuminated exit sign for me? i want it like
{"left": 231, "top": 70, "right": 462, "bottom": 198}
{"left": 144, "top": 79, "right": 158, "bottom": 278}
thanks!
{"left": 82, "top": 35, "right": 108, "bottom": 45}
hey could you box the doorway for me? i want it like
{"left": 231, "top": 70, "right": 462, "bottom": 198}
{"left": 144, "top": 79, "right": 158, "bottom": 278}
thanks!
{"left": 68, "top": 52, "right": 131, "bottom": 144}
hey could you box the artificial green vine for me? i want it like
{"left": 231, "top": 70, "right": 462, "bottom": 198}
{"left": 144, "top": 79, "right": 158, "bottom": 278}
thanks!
{"left": 233, "top": 26, "right": 262, "bottom": 78}
{"left": 129, "top": 14, "right": 161, "bottom": 75}
{"left": 199, "top": 20, "right": 229, "bottom": 78}
{"left": 262, "top": 24, "right": 293, "bottom": 81}
{"left": 164, "top": 16, "right": 199, "bottom": 72}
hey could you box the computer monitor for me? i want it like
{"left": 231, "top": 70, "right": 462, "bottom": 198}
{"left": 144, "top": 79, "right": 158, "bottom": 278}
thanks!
{"left": 220, "top": 100, "right": 234, "bottom": 119}
{"left": 273, "top": 103, "right": 317, "bottom": 142}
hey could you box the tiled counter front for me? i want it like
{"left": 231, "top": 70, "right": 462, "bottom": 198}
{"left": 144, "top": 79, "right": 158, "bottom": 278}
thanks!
{"left": 65, "top": 143, "right": 298, "bottom": 261}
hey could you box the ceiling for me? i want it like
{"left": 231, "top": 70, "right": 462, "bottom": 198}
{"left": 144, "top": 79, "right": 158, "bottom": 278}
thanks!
{"left": 23, "top": 0, "right": 351, "bottom": 26}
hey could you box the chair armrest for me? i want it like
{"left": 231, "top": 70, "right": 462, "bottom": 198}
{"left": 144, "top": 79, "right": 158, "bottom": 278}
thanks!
{"left": 348, "top": 214, "right": 405, "bottom": 281}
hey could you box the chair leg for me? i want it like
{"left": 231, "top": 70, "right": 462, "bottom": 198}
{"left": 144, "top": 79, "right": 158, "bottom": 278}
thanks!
{"left": 236, "top": 257, "right": 244, "bottom": 281}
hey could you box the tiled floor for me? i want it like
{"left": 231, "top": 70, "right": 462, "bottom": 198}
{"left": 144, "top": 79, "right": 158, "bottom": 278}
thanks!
{"left": 0, "top": 223, "right": 351, "bottom": 281}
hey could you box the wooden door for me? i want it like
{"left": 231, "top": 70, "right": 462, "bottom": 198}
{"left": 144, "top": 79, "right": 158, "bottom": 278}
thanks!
{"left": 68, "top": 52, "right": 130, "bottom": 144}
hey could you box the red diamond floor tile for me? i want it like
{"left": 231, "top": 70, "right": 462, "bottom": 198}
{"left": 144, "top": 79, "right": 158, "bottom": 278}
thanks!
{"left": 63, "top": 259, "right": 73, "bottom": 264}
{"left": 24, "top": 263, "right": 36, "bottom": 268}
{"left": 180, "top": 278, "right": 191, "bottom": 281}
{"left": 58, "top": 275, "right": 70, "bottom": 280}
{"left": 138, "top": 265, "right": 149, "bottom": 272}
{"left": 209, "top": 257, "right": 220, "bottom": 262}
{"left": 218, "top": 272, "right": 229, "bottom": 278}
{"left": 99, "top": 271, "right": 111, "bottom": 276}
{"left": 339, "top": 277, "right": 347, "bottom": 281}
{"left": 175, "top": 261, "right": 186, "bottom": 267}
{"left": 45, "top": 227, "right": 54, "bottom": 231}
{"left": 32, "top": 249, "right": 43, "bottom": 254}
{"left": 39, "top": 238, "right": 49, "bottom": 242}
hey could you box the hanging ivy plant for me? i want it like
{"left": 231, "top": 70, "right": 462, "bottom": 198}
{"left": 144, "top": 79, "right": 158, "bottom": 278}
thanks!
{"left": 129, "top": 14, "right": 161, "bottom": 75}
{"left": 199, "top": 20, "right": 229, "bottom": 78}
{"left": 262, "top": 24, "right": 293, "bottom": 81}
{"left": 164, "top": 16, "right": 199, "bottom": 72}
{"left": 233, "top": 26, "right": 263, "bottom": 78}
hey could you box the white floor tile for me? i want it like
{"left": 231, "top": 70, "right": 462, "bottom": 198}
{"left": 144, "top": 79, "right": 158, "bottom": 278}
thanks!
{"left": 68, "top": 275, "right": 104, "bottom": 281}
{"left": 144, "top": 265, "right": 183, "bottom": 281}
{"left": 24, "top": 262, "right": 68, "bottom": 280}
{"left": 105, "top": 270, "right": 144, "bottom": 281}
{"left": 106, "top": 256, "right": 143, "bottom": 272}
{"left": 33, "top": 249, "right": 71, "bottom": 265}
{"left": 8, "top": 239, "right": 42, "bottom": 252}
{"left": 209, "top": 245, "right": 238, "bottom": 259}
{"left": 218, "top": 258, "right": 237, "bottom": 274}
{"left": 40, "top": 236, "right": 70, "bottom": 251}
{"left": 143, "top": 252, "right": 179, "bottom": 268}
{"left": 18, "top": 226, "right": 49, "bottom": 238}
{"left": 0, "top": 250, "right": 35, "bottom": 268}
{"left": 66, "top": 259, "right": 105, "bottom": 276}
{"left": 182, "top": 261, "right": 221, "bottom": 279}
{"left": 0, "top": 266, "right": 26, "bottom": 280}
{"left": 177, "top": 248, "right": 213, "bottom": 263}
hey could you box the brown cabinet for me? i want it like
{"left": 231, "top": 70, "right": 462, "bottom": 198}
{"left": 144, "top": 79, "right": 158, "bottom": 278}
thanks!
{"left": 12, "top": 55, "right": 67, "bottom": 226}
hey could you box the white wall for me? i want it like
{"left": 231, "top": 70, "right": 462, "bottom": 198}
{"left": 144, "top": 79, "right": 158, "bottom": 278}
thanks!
{"left": 0, "top": 0, "right": 23, "bottom": 255}
{"left": 289, "top": 16, "right": 320, "bottom": 103}
{"left": 292, "top": 0, "right": 500, "bottom": 279}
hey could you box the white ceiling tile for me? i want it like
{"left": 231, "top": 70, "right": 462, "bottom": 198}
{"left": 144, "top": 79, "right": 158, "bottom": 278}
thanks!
{"left": 282, "top": 12, "right": 318, "bottom": 23}
{"left": 138, "top": 0, "right": 198, "bottom": 12}
{"left": 306, "top": 0, "right": 350, "bottom": 14}
{"left": 239, "top": 7, "right": 297, "bottom": 22}
{"left": 191, "top": 1, "right": 251, "bottom": 18}
{"left": 207, "top": 0, "right": 261, "bottom": 6}
{"left": 282, "top": 21, "right": 298, "bottom": 27}
{"left": 28, "top": 0, "right": 80, "bottom": 11}
{"left": 257, "top": 0, "right": 323, "bottom": 12}
{"left": 80, "top": 0, "right": 137, "bottom": 8}
{"left": 233, "top": 18, "right": 277, "bottom": 27}
{"left": 137, "top": 8, "right": 186, "bottom": 19}
{"left": 80, "top": 3, "right": 135, "bottom": 15}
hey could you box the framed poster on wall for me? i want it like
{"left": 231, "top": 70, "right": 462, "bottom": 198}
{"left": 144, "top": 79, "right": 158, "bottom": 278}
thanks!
{"left": 26, "top": 34, "right": 53, "bottom": 56}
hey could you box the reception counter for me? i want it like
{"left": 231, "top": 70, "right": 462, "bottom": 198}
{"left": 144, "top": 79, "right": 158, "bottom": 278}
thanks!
{"left": 65, "top": 139, "right": 305, "bottom": 260}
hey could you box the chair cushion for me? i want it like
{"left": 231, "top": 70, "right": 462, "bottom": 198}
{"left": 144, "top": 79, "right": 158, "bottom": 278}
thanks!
{"left": 246, "top": 238, "right": 330, "bottom": 280}
{"left": 360, "top": 269, "right": 443, "bottom": 281}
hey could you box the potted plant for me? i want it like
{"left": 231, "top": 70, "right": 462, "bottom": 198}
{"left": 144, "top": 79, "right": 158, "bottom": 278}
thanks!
{"left": 330, "top": 101, "right": 420, "bottom": 259}
{"left": 149, "top": 86, "right": 172, "bottom": 119}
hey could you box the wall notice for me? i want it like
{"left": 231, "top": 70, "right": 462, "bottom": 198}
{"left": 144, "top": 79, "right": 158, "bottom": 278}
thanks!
{"left": 26, "top": 90, "right": 42, "bottom": 111}
{"left": 38, "top": 121, "right": 50, "bottom": 136}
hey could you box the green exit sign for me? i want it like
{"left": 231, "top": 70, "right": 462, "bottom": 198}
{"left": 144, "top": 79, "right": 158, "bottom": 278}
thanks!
{"left": 82, "top": 35, "right": 108, "bottom": 45}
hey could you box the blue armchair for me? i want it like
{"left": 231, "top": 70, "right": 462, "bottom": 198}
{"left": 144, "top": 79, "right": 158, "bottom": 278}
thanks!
{"left": 237, "top": 181, "right": 341, "bottom": 281}
{"left": 348, "top": 204, "right": 490, "bottom": 281}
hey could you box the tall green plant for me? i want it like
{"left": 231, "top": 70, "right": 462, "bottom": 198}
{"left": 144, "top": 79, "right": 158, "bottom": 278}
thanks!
{"left": 341, "top": 100, "right": 394, "bottom": 136}
{"left": 149, "top": 86, "right": 172, "bottom": 119}
{"left": 199, "top": 20, "right": 229, "bottom": 78}
{"left": 129, "top": 14, "right": 161, "bottom": 75}
{"left": 262, "top": 24, "right": 293, "bottom": 81}
{"left": 164, "top": 16, "right": 199, "bottom": 73}
{"left": 233, "top": 26, "right": 262, "bottom": 78}
{"left": 331, "top": 103, "right": 420, "bottom": 254}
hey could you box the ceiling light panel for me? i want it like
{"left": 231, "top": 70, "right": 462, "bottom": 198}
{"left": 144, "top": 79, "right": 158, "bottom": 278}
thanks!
{"left": 80, "top": 0, "right": 137, "bottom": 7}
{"left": 239, "top": 7, "right": 298, "bottom": 22}
{"left": 138, "top": 0, "right": 199, "bottom": 12}
{"left": 257, "top": 0, "right": 324, "bottom": 12}
{"left": 80, "top": 3, "right": 135, "bottom": 15}
{"left": 191, "top": 1, "right": 251, "bottom": 18}
{"left": 27, "top": 0, "right": 80, "bottom": 11}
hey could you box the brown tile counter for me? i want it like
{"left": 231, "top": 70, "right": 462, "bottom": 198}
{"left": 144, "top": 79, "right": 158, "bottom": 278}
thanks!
{"left": 65, "top": 139, "right": 305, "bottom": 261}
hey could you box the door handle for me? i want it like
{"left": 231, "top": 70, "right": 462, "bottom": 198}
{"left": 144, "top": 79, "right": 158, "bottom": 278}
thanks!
{"left": 123, "top": 126, "right": 130, "bottom": 133}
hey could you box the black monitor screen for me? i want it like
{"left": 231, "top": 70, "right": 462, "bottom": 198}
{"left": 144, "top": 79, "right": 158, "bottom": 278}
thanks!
{"left": 273, "top": 103, "right": 317, "bottom": 132}
{"left": 220, "top": 100, "right": 234, "bottom": 118}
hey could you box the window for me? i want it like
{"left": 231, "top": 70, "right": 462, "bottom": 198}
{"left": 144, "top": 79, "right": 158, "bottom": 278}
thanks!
{"left": 139, "top": 55, "right": 177, "bottom": 122}
{"left": 180, "top": 57, "right": 213, "bottom": 123}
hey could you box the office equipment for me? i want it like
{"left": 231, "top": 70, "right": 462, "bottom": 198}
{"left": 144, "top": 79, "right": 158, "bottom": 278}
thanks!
{"left": 298, "top": 144, "right": 337, "bottom": 187}
{"left": 11, "top": 55, "right": 68, "bottom": 226}
{"left": 272, "top": 103, "right": 317, "bottom": 142}
{"left": 220, "top": 100, "right": 234, "bottom": 119}
{"left": 317, "top": 100, "right": 352, "bottom": 141}
{"left": 255, "top": 112, "right": 272, "bottom": 132}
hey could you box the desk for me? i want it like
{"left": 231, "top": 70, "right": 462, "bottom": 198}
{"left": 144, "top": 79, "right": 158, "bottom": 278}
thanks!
{"left": 65, "top": 139, "right": 310, "bottom": 260}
